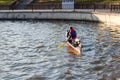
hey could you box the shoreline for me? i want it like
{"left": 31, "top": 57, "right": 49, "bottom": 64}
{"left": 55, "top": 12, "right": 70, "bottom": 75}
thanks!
{"left": 0, "top": 9, "right": 120, "bottom": 26}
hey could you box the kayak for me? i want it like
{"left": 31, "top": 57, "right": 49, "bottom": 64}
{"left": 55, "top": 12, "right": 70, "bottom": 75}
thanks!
{"left": 66, "top": 39, "right": 81, "bottom": 55}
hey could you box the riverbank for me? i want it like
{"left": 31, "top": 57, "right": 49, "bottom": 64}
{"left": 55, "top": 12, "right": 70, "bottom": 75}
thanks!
{"left": 0, "top": 9, "right": 120, "bottom": 26}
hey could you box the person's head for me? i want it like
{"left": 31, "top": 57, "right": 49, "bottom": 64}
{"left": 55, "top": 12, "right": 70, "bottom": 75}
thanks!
{"left": 70, "top": 27, "right": 74, "bottom": 31}
{"left": 70, "top": 27, "right": 73, "bottom": 30}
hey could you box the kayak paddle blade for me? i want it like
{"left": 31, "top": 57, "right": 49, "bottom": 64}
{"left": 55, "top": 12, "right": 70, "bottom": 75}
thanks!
{"left": 57, "top": 43, "right": 64, "bottom": 48}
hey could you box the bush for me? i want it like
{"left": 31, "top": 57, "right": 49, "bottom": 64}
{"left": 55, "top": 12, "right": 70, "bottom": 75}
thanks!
{"left": 0, "top": 0, "right": 13, "bottom": 4}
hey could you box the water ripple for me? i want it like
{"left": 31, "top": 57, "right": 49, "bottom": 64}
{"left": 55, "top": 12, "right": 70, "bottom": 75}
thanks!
{"left": 0, "top": 21, "right": 119, "bottom": 80}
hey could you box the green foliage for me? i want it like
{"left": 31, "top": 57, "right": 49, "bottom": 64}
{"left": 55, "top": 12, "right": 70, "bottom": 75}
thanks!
{"left": 102, "top": 0, "right": 120, "bottom": 2}
{"left": 0, "top": 0, "right": 13, "bottom": 4}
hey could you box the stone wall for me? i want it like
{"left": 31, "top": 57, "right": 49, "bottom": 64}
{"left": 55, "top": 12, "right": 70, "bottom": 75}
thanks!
{"left": 0, "top": 11, "right": 120, "bottom": 26}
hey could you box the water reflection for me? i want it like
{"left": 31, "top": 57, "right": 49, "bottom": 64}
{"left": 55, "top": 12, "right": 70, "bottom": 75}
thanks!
{"left": 0, "top": 21, "right": 119, "bottom": 80}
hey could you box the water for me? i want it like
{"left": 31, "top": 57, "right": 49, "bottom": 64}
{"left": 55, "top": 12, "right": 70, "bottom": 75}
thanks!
{"left": 0, "top": 20, "right": 119, "bottom": 80}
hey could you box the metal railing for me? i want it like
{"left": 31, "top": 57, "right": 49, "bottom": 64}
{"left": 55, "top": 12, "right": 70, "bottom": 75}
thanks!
{"left": 25, "top": 2, "right": 120, "bottom": 12}
{"left": 0, "top": 1, "right": 120, "bottom": 13}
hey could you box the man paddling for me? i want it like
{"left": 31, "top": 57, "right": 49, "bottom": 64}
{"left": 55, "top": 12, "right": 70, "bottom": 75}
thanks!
{"left": 66, "top": 27, "right": 77, "bottom": 44}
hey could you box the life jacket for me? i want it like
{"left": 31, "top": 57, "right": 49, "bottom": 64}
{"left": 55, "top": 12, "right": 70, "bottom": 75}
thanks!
{"left": 70, "top": 29, "right": 76, "bottom": 40}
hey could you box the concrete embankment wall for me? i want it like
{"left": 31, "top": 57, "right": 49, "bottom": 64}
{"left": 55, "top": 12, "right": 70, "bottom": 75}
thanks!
{"left": 0, "top": 11, "right": 120, "bottom": 25}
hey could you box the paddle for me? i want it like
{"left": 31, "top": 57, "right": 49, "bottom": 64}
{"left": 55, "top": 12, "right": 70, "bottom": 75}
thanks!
{"left": 57, "top": 24, "right": 69, "bottom": 48}
{"left": 57, "top": 43, "right": 65, "bottom": 48}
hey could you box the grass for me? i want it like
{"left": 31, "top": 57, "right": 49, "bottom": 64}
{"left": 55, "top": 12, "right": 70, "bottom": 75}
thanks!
{"left": 0, "top": 0, "right": 13, "bottom": 4}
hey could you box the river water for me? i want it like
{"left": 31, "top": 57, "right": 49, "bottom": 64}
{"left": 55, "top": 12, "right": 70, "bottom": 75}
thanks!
{"left": 0, "top": 20, "right": 119, "bottom": 80}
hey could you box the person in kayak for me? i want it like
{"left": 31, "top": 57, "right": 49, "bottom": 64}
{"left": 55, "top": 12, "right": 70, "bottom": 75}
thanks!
{"left": 66, "top": 27, "right": 77, "bottom": 44}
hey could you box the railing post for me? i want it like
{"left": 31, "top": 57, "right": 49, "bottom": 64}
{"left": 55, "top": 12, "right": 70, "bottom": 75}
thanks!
{"left": 94, "top": 3, "right": 96, "bottom": 12}
{"left": 110, "top": 4, "right": 112, "bottom": 12}
{"left": 32, "top": 4, "right": 33, "bottom": 12}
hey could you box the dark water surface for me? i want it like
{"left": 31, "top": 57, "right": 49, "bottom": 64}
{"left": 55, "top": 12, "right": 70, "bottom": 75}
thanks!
{"left": 0, "top": 21, "right": 119, "bottom": 80}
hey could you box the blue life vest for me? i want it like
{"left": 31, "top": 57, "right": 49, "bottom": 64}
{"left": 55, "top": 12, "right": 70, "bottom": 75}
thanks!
{"left": 71, "top": 30, "right": 76, "bottom": 39}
